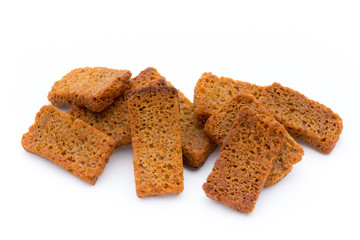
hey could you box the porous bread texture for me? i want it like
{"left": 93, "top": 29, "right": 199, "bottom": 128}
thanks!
{"left": 205, "top": 93, "right": 268, "bottom": 145}
{"left": 193, "top": 72, "right": 260, "bottom": 122}
{"left": 68, "top": 95, "right": 131, "bottom": 148}
{"left": 133, "top": 68, "right": 216, "bottom": 167}
{"left": 21, "top": 105, "right": 116, "bottom": 185}
{"left": 128, "top": 67, "right": 167, "bottom": 94}
{"left": 203, "top": 107, "right": 286, "bottom": 213}
{"left": 48, "top": 67, "right": 131, "bottom": 112}
{"left": 68, "top": 67, "right": 166, "bottom": 148}
{"left": 69, "top": 67, "right": 216, "bottom": 166}
{"left": 194, "top": 72, "right": 343, "bottom": 153}
{"left": 165, "top": 80, "right": 217, "bottom": 168}
{"left": 128, "top": 86, "right": 184, "bottom": 197}
{"left": 257, "top": 83, "right": 343, "bottom": 153}
{"left": 205, "top": 92, "right": 304, "bottom": 187}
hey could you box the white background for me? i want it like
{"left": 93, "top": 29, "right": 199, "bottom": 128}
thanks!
{"left": 1, "top": 1, "right": 359, "bottom": 239}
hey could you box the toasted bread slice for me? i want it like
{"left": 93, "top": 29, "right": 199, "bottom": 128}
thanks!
{"left": 48, "top": 67, "right": 131, "bottom": 112}
{"left": 258, "top": 83, "right": 343, "bottom": 153}
{"left": 203, "top": 107, "right": 286, "bottom": 213}
{"left": 165, "top": 80, "right": 216, "bottom": 167}
{"left": 205, "top": 92, "right": 304, "bottom": 186}
{"left": 128, "top": 86, "right": 183, "bottom": 197}
{"left": 21, "top": 105, "right": 116, "bottom": 185}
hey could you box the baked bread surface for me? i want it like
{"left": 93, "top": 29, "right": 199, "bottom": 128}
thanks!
{"left": 165, "top": 80, "right": 216, "bottom": 167}
{"left": 21, "top": 105, "right": 116, "bottom": 185}
{"left": 48, "top": 67, "right": 131, "bottom": 112}
{"left": 194, "top": 72, "right": 342, "bottom": 153}
{"left": 193, "top": 72, "right": 259, "bottom": 122}
{"left": 205, "top": 92, "right": 304, "bottom": 186}
{"left": 128, "top": 86, "right": 184, "bottom": 197}
{"left": 258, "top": 83, "right": 343, "bottom": 153}
{"left": 203, "top": 107, "right": 286, "bottom": 213}
{"left": 68, "top": 67, "right": 166, "bottom": 148}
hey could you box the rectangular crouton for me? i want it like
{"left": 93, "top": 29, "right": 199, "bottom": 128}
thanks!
{"left": 165, "top": 80, "right": 217, "bottom": 167}
{"left": 128, "top": 86, "right": 184, "bottom": 197}
{"left": 48, "top": 67, "right": 131, "bottom": 112}
{"left": 21, "top": 105, "right": 116, "bottom": 185}
{"left": 205, "top": 92, "right": 303, "bottom": 186}
{"left": 258, "top": 83, "right": 343, "bottom": 153}
{"left": 203, "top": 107, "right": 286, "bottom": 213}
